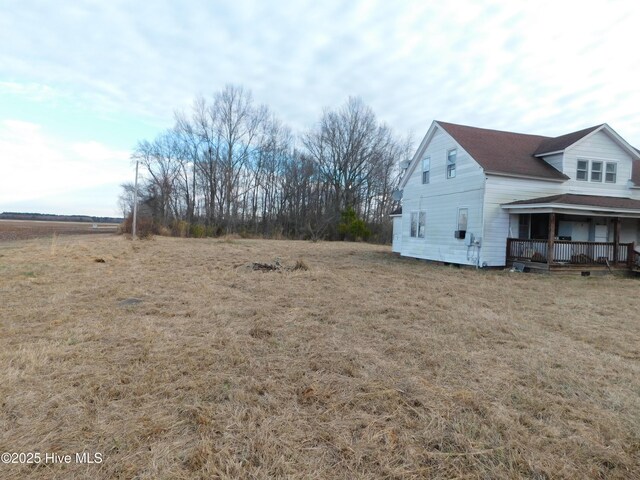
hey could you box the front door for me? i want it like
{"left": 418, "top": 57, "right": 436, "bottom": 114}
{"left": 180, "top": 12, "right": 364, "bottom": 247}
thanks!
{"left": 530, "top": 213, "right": 549, "bottom": 240}
{"left": 594, "top": 224, "right": 608, "bottom": 242}
{"left": 572, "top": 221, "right": 590, "bottom": 242}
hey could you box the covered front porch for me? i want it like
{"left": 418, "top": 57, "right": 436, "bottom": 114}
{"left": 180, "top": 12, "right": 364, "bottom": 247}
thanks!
{"left": 506, "top": 236, "right": 637, "bottom": 272}
{"left": 502, "top": 194, "right": 640, "bottom": 272}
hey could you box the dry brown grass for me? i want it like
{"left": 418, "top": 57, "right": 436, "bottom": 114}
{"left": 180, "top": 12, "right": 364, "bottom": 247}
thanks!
{"left": 0, "top": 235, "right": 639, "bottom": 479}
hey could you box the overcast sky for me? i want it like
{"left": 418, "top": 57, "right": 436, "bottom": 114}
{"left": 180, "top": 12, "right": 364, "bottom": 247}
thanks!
{"left": 1, "top": 0, "right": 638, "bottom": 216}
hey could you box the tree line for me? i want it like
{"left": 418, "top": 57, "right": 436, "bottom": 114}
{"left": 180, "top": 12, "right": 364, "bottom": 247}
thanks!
{"left": 119, "top": 85, "right": 410, "bottom": 242}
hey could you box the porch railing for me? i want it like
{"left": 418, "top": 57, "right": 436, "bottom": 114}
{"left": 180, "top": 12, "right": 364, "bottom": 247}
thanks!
{"left": 506, "top": 238, "right": 634, "bottom": 266}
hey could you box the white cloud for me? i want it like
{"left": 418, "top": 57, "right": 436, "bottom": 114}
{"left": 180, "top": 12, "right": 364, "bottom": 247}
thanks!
{"left": 0, "top": 82, "right": 58, "bottom": 102}
{"left": 0, "top": 0, "right": 639, "bottom": 172}
{"left": 0, "top": 120, "right": 131, "bottom": 215}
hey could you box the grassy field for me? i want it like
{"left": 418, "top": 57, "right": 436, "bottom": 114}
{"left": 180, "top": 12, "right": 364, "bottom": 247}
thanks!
{"left": 0, "top": 234, "right": 639, "bottom": 479}
{"left": 0, "top": 220, "right": 118, "bottom": 242}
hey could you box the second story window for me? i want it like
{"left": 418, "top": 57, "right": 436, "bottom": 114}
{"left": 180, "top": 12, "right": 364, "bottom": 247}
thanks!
{"left": 578, "top": 159, "right": 618, "bottom": 183}
{"left": 576, "top": 160, "right": 588, "bottom": 181}
{"left": 422, "top": 156, "right": 430, "bottom": 184}
{"left": 447, "top": 149, "right": 457, "bottom": 179}
{"left": 591, "top": 161, "right": 602, "bottom": 182}
{"left": 605, "top": 162, "right": 617, "bottom": 183}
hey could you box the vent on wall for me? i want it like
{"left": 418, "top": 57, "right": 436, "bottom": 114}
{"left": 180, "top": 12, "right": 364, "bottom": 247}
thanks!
{"left": 454, "top": 230, "right": 466, "bottom": 239}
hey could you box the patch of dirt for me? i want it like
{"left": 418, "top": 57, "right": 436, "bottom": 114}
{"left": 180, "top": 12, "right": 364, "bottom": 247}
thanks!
{"left": 246, "top": 259, "right": 309, "bottom": 272}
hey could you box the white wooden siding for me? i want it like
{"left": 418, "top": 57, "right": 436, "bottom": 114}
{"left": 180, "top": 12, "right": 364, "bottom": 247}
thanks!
{"left": 391, "top": 216, "right": 402, "bottom": 252}
{"left": 481, "top": 176, "right": 563, "bottom": 266}
{"left": 541, "top": 153, "right": 563, "bottom": 172}
{"left": 595, "top": 218, "right": 640, "bottom": 243}
{"left": 508, "top": 214, "right": 519, "bottom": 238}
{"left": 562, "top": 130, "right": 640, "bottom": 199}
{"left": 400, "top": 127, "right": 485, "bottom": 265}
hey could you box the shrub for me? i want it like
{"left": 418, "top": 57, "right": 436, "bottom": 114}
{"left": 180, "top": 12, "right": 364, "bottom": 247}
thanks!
{"left": 189, "top": 224, "right": 207, "bottom": 238}
{"left": 121, "top": 214, "right": 158, "bottom": 239}
{"left": 293, "top": 259, "right": 309, "bottom": 271}
{"left": 172, "top": 220, "right": 189, "bottom": 237}
{"left": 338, "top": 207, "right": 371, "bottom": 241}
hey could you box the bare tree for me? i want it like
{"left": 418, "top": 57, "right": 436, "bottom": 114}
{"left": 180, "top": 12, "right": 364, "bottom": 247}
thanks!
{"left": 120, "top": 87, "right": 405, "bottom": 242}
{"left": 302, "top": 97, "right": 403, "bottom": 237}
{"left": 117, "top": 182, "right": 143, "bottom": 218}
{"left": 132, "top": 132, "right": 181, "bottom": 224}
{"left": 174, "top": 111, "right": 202, "bottom": 224}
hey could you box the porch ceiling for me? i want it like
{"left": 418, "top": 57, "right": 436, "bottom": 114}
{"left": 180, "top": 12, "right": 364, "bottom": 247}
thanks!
{"left": 501, "top": 194, "right": 640, "bottom": 218}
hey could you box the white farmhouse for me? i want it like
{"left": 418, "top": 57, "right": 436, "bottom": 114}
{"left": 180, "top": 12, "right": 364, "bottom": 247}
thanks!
{"left": 392, "top": 121, "right": 640, "bottom": 272}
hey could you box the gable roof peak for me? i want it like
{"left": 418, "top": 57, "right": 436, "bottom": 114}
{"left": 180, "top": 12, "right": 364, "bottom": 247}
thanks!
{"left": 533, "top": 123, "right": 605, "bottom": 156}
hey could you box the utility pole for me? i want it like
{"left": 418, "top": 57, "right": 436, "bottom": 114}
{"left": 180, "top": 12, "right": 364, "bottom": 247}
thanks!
{"left": 132, "top": 160, "right": 139, "bottom": 239}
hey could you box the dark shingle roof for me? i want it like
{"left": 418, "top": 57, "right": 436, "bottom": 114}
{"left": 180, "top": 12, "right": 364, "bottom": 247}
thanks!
{"left": 436, "top": 121, "right": 569, "bottom": 181}
{"left": 504, "top": 194, "right": 640, "bottom": 210}
{"left": 533, "top": 125, "right": 603, "bottom": 155}
{"left": 389, "top": 206, "right": 402, "bottom": 216}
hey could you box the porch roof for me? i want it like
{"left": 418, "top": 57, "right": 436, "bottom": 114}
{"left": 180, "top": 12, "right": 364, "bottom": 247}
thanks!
{"left": 501, "top": 193, "right": 640, "bottom": 217}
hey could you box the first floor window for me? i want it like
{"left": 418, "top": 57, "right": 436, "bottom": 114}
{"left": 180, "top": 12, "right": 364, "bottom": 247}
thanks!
{"left": 591, "top": 161, "right": 602, "bottom": 182}
{"left": 605, "top": 162, "right": 617, "bottom": 183}
{"left": 410, "top": 211, "right": 426, "bottom": 238}
{"left": 422, "top": 156, "right": 431, "bottom": 184}
{"left": 576, "top": 160, "right": 588, "bottom": 181}
{"left": 447, "top": 149, "right": 457, "bottom": 178}
{"left": 457, "top": 208, "right": 468, "bottom": 232}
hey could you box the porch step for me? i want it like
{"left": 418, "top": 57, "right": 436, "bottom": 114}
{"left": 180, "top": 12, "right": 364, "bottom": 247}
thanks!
{"left": 507, "top": 260, "right": 631, "bottom": 275}
{"left": 508, "top": 260, "right": 549, "bottom": 273}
